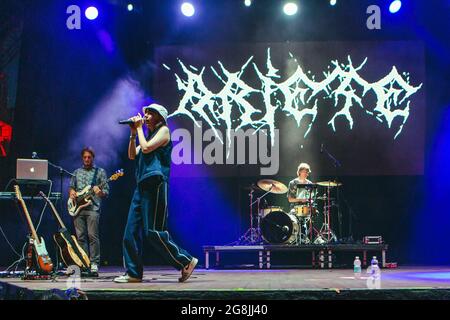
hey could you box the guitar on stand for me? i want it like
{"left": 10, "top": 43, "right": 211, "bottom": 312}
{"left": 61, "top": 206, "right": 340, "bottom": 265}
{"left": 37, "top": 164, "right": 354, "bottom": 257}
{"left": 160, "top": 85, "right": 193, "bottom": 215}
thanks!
{"left": 14, "top": 185, "right": 54, "bottom": 276}
{"left": 67, "top": 169, "right": 124, "bottom": 217}
{"left": 39, "top": 191, "right": 91, "bottom": 271}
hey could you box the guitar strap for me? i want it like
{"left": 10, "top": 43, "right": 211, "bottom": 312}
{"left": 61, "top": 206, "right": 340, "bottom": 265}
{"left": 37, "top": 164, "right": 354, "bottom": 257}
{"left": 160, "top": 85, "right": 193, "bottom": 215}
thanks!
{"left": 91, "top": 167, "right": 99, "bottom": 187}
{"left": 90, "top": 168, "right": 99, "bottom": 207}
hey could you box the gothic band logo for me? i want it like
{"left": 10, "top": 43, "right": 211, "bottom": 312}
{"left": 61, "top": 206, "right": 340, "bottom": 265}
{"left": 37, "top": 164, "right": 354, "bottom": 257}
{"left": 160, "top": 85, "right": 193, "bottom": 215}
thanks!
{"left": 164, "top": 48, "right": 423, "bottom": 148}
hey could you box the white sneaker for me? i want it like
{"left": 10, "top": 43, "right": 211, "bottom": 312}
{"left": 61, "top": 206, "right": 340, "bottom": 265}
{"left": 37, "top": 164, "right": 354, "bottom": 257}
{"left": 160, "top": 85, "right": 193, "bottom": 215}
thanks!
{"left": 179, "top": 257, "right": 198, "bottom": 283}
{"left": 113, "top": 274, "right": 142, "bottom": 283}
{"left": 90, "top": 263, "right": 99, "bottom": 273}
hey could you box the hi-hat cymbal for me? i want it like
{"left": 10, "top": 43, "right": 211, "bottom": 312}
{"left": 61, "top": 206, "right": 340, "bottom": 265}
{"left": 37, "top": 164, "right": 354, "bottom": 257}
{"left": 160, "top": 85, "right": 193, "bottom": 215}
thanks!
{"left": 317, "top": 181, "right": 342, "bottom": 187}
{"left": 257, "top": 179, "right": 288, "bottom": 194}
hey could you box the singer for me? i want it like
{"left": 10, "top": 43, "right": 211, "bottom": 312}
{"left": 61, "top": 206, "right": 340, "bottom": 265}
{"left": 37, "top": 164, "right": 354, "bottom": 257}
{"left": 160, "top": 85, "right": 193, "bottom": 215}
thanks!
{"left": 114, "top": 103, "right": 198, "bottom": 283}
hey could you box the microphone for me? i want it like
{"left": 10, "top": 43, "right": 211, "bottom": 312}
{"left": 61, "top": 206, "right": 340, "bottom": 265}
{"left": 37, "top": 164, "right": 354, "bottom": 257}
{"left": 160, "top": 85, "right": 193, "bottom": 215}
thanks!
{"left": 320, "top": 143, "right": 324, "bottom": 153}
{"left": 118, "top": 119, "right": 134, "bottom": 125}
{"left": 32, "top": 152, "right": 38, "bottom": 159}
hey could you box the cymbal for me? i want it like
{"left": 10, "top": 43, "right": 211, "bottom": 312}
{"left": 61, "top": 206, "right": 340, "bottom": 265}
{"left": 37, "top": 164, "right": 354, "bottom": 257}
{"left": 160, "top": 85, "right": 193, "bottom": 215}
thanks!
{"left": 257, "top": 179, "right": 288, "bottom": 194}
{"left": 317, "top": 181, "right": 342, "bottom": 187}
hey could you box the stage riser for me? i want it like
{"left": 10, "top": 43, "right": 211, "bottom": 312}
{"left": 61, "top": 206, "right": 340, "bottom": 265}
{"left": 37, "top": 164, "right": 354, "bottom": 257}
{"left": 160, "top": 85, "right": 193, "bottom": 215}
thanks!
{"left": 203, "top": 245, "right": 388, "bottom": 269}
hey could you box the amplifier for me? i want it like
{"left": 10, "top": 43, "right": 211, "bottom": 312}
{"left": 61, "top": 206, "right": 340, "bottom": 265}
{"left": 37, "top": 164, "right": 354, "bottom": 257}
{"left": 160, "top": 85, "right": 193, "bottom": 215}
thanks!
{"left": 363, "top": 236, "right": 383, "bottom": 244}
{"left": 0, "top": 192, "right": 61, "bottom": 201}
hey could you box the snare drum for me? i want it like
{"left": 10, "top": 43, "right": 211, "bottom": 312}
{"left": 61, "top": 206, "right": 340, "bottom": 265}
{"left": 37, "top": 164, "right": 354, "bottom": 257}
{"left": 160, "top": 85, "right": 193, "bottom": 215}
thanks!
{"left": 292, "top": 205, "right": 316, "bottom": 217}
{"left": 261, "top": 210, "right": 299, "bottom": 244}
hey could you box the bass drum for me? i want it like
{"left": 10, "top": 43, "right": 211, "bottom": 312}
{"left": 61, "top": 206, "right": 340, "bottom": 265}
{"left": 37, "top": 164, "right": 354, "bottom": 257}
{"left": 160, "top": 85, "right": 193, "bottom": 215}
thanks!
{"left": 261, "top": 210, "right": 299, "bottom": 244}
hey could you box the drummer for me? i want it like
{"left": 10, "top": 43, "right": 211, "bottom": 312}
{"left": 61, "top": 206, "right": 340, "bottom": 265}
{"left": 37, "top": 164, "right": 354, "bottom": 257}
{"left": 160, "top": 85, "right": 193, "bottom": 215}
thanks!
{"left": 287, "top": 162, "right": 316, "bottom": 209}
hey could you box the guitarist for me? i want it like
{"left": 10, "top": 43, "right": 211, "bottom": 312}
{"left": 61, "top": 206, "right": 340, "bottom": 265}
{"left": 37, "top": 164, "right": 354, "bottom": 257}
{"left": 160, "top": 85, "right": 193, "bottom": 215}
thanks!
{"left": 69, "top": 147, "right": 109, "bottom": 275}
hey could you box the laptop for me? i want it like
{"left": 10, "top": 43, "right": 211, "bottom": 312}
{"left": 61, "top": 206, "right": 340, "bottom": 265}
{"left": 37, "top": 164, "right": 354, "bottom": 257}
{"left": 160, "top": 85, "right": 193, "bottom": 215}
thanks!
{"left": 16, "top": 158, "right": 48, "bottom": 181}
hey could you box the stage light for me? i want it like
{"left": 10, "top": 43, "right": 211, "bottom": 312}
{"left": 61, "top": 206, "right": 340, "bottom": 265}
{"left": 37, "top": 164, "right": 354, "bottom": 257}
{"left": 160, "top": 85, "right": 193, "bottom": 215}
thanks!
{"left": 244, "top": 0, "right": 252, "bottom": 7}
{"left": 181, "top": 2, "right": 195, "bottom": 17}
{"left": 85, "top": 6, "right": 99, "bottom": 20}
{"left": 330, "top": 0, "right": 337, "bottom": 6}
{"left": 127, "top": 3, "right": 134, "bottom": 11}
{"left": 389, "top": 0, "right": 402, "bottom": 13}
{"left": 283, "top": 2, "right": 298, "bottom": 16}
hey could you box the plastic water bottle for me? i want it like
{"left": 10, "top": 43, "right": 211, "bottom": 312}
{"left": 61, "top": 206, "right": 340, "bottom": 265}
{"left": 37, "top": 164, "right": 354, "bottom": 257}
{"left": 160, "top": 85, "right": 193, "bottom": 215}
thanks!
{"left": 371, "top": 256, "right": 379, "bottom": 268}
{"left": 353, "top": 256, "right": 361, "bottom": 279}
{"left": 371, "top": 256, "right": 379, "bottom": 275}
{"left": 367, "top": 256, "right": 381, "bottom": 289}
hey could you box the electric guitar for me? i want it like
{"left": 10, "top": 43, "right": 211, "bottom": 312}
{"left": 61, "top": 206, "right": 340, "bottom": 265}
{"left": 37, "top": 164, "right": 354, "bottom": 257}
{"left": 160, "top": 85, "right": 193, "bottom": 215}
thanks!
{"left": 14, "top": 185, "right": 54, "bottom": 274}
{"left": 67, "top": 169, "right": 124, "bottom": 217}
{"left": 39, "top": 191, "right": 91, "bottom": 270}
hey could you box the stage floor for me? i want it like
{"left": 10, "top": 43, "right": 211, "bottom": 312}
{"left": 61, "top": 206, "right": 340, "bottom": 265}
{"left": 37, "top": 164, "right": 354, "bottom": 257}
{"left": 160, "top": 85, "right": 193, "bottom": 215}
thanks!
{"left": 2, "top": 266, "right": 450, "bottom": 299}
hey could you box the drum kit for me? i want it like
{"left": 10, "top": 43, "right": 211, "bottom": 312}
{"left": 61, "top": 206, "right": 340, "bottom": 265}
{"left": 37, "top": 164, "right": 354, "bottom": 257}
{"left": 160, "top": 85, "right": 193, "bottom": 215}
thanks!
{"left": 239, "top": 179, "right": 342, "bottom": 246}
